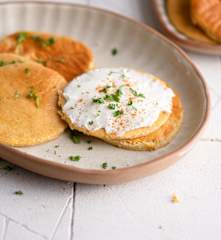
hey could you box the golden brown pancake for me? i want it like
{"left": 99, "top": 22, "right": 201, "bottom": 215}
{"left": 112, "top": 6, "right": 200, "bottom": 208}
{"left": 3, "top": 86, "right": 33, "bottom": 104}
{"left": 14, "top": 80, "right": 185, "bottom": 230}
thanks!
{"left": 0, "top": 53, "right": 67, "bottom": 147}
{"left": 167, "top": 0, "right": 215, "bottom": 44}
{"left": 58, "top": 76, "right": 172, "bottom": 141}
{"left": 58, "top": 96, "right": 171, "bottom": 141}
{"left": 0, "top": 31, "right": 94, "bottom": 81}
{"left": 59, "top": 92, "right": 182, "bottom": 151}
{"left": 191, "top": 0, "right": 221, "bottom": 43}
{"left": 103, "top": 95, "right": 183, "bottom": 151}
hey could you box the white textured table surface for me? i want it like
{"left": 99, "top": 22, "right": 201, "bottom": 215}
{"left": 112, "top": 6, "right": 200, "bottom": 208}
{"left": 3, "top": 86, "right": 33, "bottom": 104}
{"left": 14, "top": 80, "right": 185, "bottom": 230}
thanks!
{"left": 0, "top": 0, "right": 221, "bottom": 239}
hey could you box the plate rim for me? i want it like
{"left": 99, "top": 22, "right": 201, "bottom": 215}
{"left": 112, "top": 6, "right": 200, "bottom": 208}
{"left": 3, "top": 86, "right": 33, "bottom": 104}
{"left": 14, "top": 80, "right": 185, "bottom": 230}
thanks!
{"left": 152, "top": 0, "right": 221, "bottom": 55}
{"left": 0, "top": 1, "right": 210, "bottom": 182}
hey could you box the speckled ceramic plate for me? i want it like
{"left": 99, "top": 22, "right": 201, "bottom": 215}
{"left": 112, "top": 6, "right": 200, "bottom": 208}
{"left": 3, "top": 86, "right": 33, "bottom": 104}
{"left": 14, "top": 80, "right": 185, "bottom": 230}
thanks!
{"left": 0, "top": 1, "right": 210, "bottom": 184}
{"left": 152, "top": 0, "right": 221, "bottom": 55}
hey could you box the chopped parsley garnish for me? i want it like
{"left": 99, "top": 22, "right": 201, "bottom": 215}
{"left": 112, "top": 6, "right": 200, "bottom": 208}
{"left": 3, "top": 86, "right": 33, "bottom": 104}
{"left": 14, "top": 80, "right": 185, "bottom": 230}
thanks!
{"left": 24, "top": 68, "right": 30, "bottom": 74}
{"left": 111, "top": 48, "right": 118, "bottom": 56}
{"left": 32, "top": 35, "right": 55, "bottom": 47}
{"left": 77, "top": 84, "right": 81, "bottom": 88}
{"left": 54, "top": 145, "right": 59, "bottom": 148}
{"left": 88, "top": 146, "right": 93, "bottom": 150}
{"left": 26, "top": 87, "right": 40, "bottom": 108}
{"left": 14, "top": 90, "right": 21, "bottom": 99}
{"left": 0, "top": 60, "right": 19, "bottom": 67}
{"left": 116, "top": 88, "right": 123, "bottom": 97}
{"left": 69, "top": 155, "right": 81, "bottom": 161}
{"left": 14, "top": 190, "right": 23, "bottom": 195}
{"left": 100, "top": 85, "right": 111, "bottom": 93}
{"left": 46, "top": 37, "right": 55, "bottom": 46}
{"left": 130, "top": 88, "right": 145, "bottom": 98}
{"left": 88, "top": 121, "right": 94, "bottom": 125}
{"left": 0, "top": 165, "right": 14, "bottom": 171}
{"left": 86, "top": 140, "right": 92, "bottom": 144}
{"left": 138, "top": 93, "right": 145, "bottom": 98}
{"left": 70, "top": 131, "right": 81, "bottom": 144}
{"left": 107, "top": 103, "right": 116, "bottom": 110}
{"left": 127, "top": 99, "right": 133, "bottom": 106}
{"left": 71, "top": 135, "right": 80, "bottom": 144}
{"left": 104, "top": 90, "right": 121, "bottom": 103}
{"left": 112, "top": 166, "right": 117, "bottom": 170}
{"left": 111, "top": 87, "right": 123, "bottom": 102}
{"left": 16, "top": 32, "right": 27, "bottom": 45}
{"left": 92, "top": 97, "right": 104, "bottom": 104}
{"left": 113, "top": 110, "right": 123, "bottom": 117}
{"left": 101, "top": 162, "right": 108, "bottom": 169}
{"left": 104, "top": 94, "right": 114, "bottom": 101}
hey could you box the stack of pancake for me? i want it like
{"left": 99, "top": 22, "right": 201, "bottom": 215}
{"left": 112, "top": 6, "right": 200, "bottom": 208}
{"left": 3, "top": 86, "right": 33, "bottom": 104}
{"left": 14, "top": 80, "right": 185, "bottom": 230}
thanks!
{"left": 58, "top": 69, "right": 183, "bottom": 151}
{"left": 167, "top": 0, "right": 221, "bottom": 44}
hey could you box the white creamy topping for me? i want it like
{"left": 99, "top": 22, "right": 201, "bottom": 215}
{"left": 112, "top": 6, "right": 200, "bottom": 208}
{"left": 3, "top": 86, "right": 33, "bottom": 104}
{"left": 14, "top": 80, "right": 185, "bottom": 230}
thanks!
{"left": 62, "top": 68, "right": 175, "bottom": 136}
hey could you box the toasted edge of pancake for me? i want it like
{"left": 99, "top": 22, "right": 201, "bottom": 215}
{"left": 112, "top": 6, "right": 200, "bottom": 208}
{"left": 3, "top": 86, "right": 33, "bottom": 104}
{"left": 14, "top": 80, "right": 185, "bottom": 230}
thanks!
{"left": 103, "top": 95, "right": 183, "bottom": 151}
{"left": 0, "top": 53, "right": 67, "bottom": 147}
{"left": 167, "top": 0, "right": 215, "bottom": 44}
{"left": 0, "top": 31, "right": 94, "bottom": 81}
{"left": 58, "top": 75, "right": 173, "bottom": 141}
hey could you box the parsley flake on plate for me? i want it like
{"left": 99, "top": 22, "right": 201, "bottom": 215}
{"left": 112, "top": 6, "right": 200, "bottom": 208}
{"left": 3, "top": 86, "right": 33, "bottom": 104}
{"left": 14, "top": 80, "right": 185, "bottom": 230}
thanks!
{"left": 69, "top": 155, "right": 81, "bottom": 161}
{"left": 111, "top": 48, "right": 118, "bottom": 56}
{"left": 0, "top": 165, "right": 14, "bottom": 171}
{"left": 71, "top": 134, "right": 81, "bottom": 144}
{"left": 14, "top": 190, "right": 23, "bottom": 196}
{"left": 101, "top": 162, "right": 108, "bottom": 169}
{"left": 26, "top": 87, "right": 40, "bottom": 108}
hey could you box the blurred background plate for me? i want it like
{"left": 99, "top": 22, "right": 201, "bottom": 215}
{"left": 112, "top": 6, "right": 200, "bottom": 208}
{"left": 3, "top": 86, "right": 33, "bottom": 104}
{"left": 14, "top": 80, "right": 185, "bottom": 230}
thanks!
{"left": 152, "top": 0, "right": 221, "bottom": 55}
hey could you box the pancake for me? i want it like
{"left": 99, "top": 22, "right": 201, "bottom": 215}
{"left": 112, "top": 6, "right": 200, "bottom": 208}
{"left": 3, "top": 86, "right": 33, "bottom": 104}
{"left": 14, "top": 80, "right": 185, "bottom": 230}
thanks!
{"left": 0, "top": 31, "right": 94, "bottom": 81}
{"left": 58, "top": 68, "right": 177, "bottom": 143}
{"left": 103, "top": 95, "right": 183, "bottom": 151}
{"left": 167, "top": 0, "right": 215, "bottom": 44}
{"left": 59, "top": 97, "right": 170, "bottom": 140}
{"left": 191, "top": 0, "right": 221, "bottom": 43}
{"left": 0, "top": 53, "right": 67, "bottom": 147}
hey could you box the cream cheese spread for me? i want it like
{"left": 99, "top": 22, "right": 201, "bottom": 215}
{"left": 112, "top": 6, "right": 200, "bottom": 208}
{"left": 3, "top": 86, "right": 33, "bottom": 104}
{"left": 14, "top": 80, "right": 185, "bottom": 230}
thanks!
{"left": 62, "top": 68, "right": 175, "bottom": 136}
